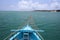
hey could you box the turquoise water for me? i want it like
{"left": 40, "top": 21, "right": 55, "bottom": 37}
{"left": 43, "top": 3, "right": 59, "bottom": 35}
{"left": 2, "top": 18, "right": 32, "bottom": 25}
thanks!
{"left": 0, "top": 11, "right": 60, "bottom": 40}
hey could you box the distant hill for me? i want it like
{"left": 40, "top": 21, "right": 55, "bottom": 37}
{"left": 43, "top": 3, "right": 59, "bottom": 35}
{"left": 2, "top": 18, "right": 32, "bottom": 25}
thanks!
{"left": 33, "top": 10, "right": 60, "bottom": 12}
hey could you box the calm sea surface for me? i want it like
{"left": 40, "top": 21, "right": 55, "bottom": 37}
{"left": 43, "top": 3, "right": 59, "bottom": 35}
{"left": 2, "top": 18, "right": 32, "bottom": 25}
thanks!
{"left": 0, "top": 11, "right": 60, "bottom": 40}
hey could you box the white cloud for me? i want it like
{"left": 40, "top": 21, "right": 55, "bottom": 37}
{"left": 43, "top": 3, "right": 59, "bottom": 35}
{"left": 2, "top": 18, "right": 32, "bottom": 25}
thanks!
{"left": 50, "top": 1, "right": 60, "bottom": 10}
{"left": 17, "top": 0, "right": 49, "bottom": 11}
{"left": 32, "top": 3, "right": 49, "bottom": 10}
{"left": 9, "top": 0, "right": 60, "bottom": 11}
{"left": 18, "top": 0, "right": 33, "bottom": 11}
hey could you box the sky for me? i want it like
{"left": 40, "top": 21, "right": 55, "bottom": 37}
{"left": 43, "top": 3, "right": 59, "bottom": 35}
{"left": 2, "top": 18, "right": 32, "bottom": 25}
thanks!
{"left": 0, "top": 0, "right": 60, "bottom": 11}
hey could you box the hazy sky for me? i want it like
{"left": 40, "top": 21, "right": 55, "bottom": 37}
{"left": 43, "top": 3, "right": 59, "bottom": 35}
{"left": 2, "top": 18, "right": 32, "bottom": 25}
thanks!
{"left": 0, "top": 0, "right": 60, "bottom": 11}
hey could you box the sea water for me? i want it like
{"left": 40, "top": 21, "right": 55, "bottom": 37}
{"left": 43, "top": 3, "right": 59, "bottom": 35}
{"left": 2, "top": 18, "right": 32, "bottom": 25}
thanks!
{"left": 0, "top": 11, "right": 60, "bottom": 40}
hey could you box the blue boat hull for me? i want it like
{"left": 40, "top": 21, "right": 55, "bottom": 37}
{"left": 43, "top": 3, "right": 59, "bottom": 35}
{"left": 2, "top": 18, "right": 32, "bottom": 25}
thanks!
{"left": 10, "top": 25, "right": 42, "bottom": 40}
{"left": 10, "top": 32, "right": 41, "bottom": 40}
